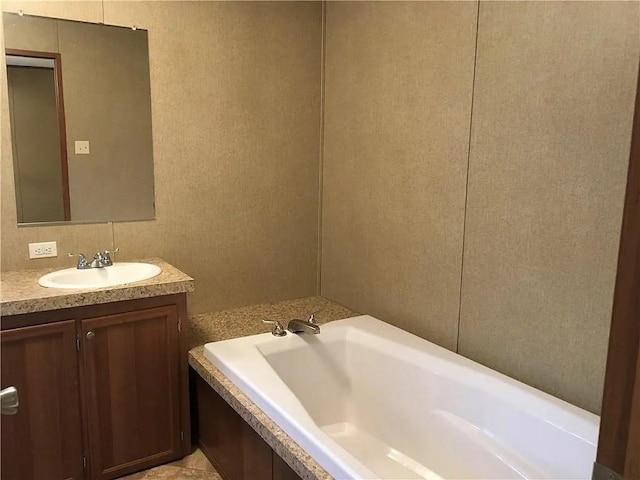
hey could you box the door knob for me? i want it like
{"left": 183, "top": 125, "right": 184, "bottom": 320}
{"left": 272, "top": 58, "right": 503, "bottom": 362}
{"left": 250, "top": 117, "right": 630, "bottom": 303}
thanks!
{"left": 1, "top": 386, "right": 19, "bottom": 415}
{"left": 86, "top": 331, "right": 95, "bottom": 340}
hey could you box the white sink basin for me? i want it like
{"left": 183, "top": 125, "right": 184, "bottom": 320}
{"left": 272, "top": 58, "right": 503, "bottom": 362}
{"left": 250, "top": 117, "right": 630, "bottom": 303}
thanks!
{"left": 38, "top": 262, "right": 162, "bottom": 289}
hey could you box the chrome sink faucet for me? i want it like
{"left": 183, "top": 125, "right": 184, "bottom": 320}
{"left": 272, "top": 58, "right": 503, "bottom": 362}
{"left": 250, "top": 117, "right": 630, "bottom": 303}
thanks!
{"left": 69, "top": 248, "right": 119, "bottom": 269}
{"left": 287, "top": 314, "right": 320, "bottom": 335}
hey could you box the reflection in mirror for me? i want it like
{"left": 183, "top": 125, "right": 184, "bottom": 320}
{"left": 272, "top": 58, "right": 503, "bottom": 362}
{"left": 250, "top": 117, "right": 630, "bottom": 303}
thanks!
{"left": 3, "top": 12, "right": 156, "bottom": 225}
{"left": 7, "top": 49, "right": 69, "bottom": 222}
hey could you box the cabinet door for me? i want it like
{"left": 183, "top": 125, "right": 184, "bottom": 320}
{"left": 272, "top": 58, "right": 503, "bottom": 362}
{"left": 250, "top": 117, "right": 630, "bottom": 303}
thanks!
{"left": 1, "top": 320, "right": 84, "bottom": 480}
{"left": 81, "top": 306, "right": 182, "bottom": 479}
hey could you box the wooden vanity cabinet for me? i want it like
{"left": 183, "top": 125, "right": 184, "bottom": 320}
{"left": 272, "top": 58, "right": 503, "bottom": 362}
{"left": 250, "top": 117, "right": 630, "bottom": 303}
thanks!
{"left": 0, "top": 294, "right": 190, "bottom": 480}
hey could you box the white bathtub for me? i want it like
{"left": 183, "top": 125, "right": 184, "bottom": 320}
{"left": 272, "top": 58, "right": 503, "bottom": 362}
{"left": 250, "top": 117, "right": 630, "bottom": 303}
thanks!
{"left": 203, "top": 315, "right": 598, "bottom": 480}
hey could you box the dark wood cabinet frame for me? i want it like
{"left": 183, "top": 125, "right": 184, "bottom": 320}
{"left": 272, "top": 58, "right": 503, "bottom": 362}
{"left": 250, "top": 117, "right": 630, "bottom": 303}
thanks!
{"left": 6, "top": 48, "right": 71, "bottom": 221}
{"left": 595, "top": 64, "right": 640, "bottom": 479}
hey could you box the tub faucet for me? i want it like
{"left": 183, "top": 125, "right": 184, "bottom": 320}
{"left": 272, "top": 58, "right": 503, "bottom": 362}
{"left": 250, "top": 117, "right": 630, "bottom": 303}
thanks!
{"left": 287, "top": 314, "right": 320, "bottom": 335}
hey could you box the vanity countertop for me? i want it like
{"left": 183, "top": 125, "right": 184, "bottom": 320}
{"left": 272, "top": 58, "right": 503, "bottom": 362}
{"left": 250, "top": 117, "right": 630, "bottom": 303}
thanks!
{"left": 188, "top": 296, "right": 357, "bottom": 480}
{"left": 0, "top": 257, "right": 194, "bottom": 316}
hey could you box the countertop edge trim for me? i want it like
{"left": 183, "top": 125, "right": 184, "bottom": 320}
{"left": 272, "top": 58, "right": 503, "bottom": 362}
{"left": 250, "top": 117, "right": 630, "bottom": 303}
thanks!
{"left": 1, "top": 279, "right": 195, "bottom": 316}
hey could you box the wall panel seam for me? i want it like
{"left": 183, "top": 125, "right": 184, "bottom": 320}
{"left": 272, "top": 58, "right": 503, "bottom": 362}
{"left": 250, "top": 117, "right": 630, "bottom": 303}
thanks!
{"left": 316, "top": 1, "right": 327, "bottom": 296}
{"left": 456, "top": 0, "right": 481, "bottom": 353}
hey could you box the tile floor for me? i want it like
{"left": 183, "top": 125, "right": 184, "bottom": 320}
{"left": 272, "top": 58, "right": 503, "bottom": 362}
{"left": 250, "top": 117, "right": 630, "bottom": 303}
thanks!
{"left": 118, "top": 449, "right": 222, "bottom": 480}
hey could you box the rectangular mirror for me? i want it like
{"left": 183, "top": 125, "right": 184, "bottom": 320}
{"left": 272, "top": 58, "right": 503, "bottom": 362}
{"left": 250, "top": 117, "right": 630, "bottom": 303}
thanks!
{"left": 4, "top": 12, "right": 155, "bottom": 225}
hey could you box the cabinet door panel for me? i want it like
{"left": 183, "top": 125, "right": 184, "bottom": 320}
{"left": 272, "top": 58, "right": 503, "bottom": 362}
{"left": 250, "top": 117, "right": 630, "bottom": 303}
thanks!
{"left": 1, "top": 320, "right": 84, "bottom": 480}
{"left": 82, "top": 306, "right": 181, "bottom": 479}
{"left": 272, "top": 453, "right": 301, "bottom": 480}
{"left": 241, "top": 421, "right": 271, "bottom": 480}
{"left": 196, "top": 375, "right": 277, "bottom": 480}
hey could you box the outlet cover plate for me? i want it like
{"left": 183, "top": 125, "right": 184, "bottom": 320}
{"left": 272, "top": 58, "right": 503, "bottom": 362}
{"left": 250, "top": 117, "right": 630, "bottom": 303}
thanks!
{"left": 29, "top": 241, "right": 58, "bottom": 259}
{"left": 74, "top": 140, "right": 90, "bottom": 155}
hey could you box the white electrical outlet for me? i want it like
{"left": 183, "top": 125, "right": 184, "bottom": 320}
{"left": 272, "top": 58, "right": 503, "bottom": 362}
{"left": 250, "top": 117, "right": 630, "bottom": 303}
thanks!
{"left": 29, "top": 241, "right": 58, "bottom": 259}
{"left": 75, "top": 140, "right": 90, "bottom": 155}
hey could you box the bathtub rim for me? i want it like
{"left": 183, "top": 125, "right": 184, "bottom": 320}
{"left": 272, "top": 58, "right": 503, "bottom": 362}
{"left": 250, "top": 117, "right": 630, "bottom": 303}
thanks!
{"left": 202, "top": 314, "right": 600, "bottom": 479}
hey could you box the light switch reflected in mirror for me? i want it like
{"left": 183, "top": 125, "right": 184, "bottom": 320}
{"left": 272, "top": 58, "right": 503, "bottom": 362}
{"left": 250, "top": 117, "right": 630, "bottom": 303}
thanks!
{"left": 3, "top": 12, "right": 156, "bottom": 225}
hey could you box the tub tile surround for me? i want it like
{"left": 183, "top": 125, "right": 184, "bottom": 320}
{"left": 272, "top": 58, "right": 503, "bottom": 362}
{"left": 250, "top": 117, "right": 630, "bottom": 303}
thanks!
{"left": 0, "top": 257, "right": 194, "bottom": 316}
{"left": 188, "top": 296, "right": 357, "bottom": 480}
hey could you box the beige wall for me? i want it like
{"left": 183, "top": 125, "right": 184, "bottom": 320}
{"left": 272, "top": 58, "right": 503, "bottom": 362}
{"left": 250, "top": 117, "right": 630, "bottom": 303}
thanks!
{"left": 1, "top": 1, "right": 322, "bottom": 314}
{"left": 320, "top": 1, "right": 638, "bottom": 413}
{"left": 458, "top": 1, "right": 639, "bottom": 413}
{"left": 321, "top": 1, "right": 478, "bottom": 350}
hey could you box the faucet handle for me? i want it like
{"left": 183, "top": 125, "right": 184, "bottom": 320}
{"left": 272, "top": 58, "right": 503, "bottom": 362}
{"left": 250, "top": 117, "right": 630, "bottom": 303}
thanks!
{"left": 68, "top": 253, "right": 89, "bottom": 269}
{"left": 306, "top": 311, "right": 321, "bottom": 325}
{"left": 100, "top": 247, "right": 119, "bottom": 266}
{"left": 262, "top": 319, "right": 287, "bottom": 337}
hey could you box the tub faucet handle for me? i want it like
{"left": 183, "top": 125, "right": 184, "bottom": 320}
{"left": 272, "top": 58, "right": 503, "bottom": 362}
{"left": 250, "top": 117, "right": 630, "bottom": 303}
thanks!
{"left": 307, "top": 314, "right": 317, "bottom": 325}
{"left": 262, "top": 319, "right": 287, "bottom": 337}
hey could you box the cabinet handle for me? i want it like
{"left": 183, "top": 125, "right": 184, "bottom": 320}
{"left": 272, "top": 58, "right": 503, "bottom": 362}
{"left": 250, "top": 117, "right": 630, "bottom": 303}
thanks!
{"left": 86, "top": 331, "right": 95, "bottom": 340}
{"left": 0, "top": 386, "right": 19, "bottom": 415}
